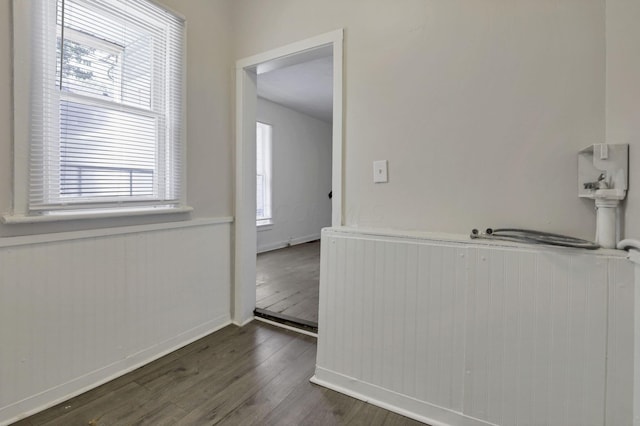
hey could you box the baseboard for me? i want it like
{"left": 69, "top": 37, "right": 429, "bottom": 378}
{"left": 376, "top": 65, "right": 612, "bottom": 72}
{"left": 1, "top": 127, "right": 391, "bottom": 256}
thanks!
{"left": 310, "top": 367, "right": 496, "bottom": 426}
{"left": 1, "top": 314, "right": 231, "bottom": 426}
{"left": 232, "top": 316, "right": 255, "bottom": 327}
{"left": 257, "top": 233, "right": 320, "bottom": 253}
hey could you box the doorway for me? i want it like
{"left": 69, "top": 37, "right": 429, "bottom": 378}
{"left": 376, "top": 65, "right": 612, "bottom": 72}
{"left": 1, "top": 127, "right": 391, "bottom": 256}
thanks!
{"left": 254, "top": 52, "right": 333, "bottom": 331}
{"left": 234, "top": 30, "right": 343, "bottom": 327}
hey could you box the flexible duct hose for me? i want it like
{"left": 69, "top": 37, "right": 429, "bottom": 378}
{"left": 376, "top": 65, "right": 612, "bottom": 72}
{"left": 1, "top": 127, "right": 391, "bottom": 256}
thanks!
{"left": 470, "top": 228, "right": 600, "bottom": 250}
{"left": 617, "top": 239, "right": 640, "bottom": 252}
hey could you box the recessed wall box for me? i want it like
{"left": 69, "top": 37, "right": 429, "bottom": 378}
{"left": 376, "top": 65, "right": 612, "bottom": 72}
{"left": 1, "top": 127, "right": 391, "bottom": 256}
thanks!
{"left": 578, "top": 144, "right": 628, "bottom": 200}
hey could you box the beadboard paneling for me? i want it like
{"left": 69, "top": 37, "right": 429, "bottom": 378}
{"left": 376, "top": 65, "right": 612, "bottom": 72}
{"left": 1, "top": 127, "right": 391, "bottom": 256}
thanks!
{"left": 313, "top": 228, "right": 634, "bottom": 426}
{"left": 605, "top": 257, "right": 635, "bottom": 426}
{"left": 0, "top": 220, "right": 231, "bottom": 425}
{"left": 462, "top": 249, "right": 609, "bottom": 425}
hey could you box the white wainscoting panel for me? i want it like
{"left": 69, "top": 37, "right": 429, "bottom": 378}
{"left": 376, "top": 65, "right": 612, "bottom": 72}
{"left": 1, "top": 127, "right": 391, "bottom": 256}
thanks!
{"left": 313, "top": 228, "right": 634, "bottom": 426}
{"left": 0, "top": 219, "right": 232, "bottom": 425}
{"left": 605, "top": 256, "right": 635, "bottom": 426}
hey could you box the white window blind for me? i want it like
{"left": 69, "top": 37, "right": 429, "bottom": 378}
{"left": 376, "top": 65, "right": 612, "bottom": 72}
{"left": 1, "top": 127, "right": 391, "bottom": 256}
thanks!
{"left": 20, "top": 0, "right": 185, "bottom": 214}
{"left": 256, "top": 122, "right": 272, "bottom": 224}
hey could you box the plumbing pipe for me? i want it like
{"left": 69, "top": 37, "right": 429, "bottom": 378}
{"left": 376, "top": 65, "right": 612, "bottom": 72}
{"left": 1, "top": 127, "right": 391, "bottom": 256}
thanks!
{"left": 595, "top": 199, "right": 619, "bottom": 249}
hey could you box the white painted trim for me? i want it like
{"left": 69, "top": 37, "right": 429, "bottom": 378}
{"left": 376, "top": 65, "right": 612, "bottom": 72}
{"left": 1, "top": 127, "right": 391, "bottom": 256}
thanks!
{"left": 179, "top": 12, "right": 189, "bottom": 210}
{"left": 11, "top": 0, "right": 34, "bottom": 217}
{"left": 256, "top": 45, "right": 332, "bottom": 75}
{"left": 257, "top": 241, "right": 288, "bottom": 253}
{"left": 236, "top": 30, "right": 343, "bottom": 70}
{"left": 0, "top": 217, "right": 233, "bottom": 248}
{"left": 234, "top": 66, "right": 259, "bottom": 326}
{"left": 232, "top": 316, "right": 256, "bottom": 327}
{"left": 2, "top": 206, "right": 194, "bottom": 224}
{"left": 629, "top": 251, "right": 640, "bottom": 426}
{"left": 311, "top": 368, "right": 496, "bottom": 426}
{"left": 256, "top": 223, "right": 274, "bottom": 232}
{"left": 636, "top": 264, "right": 640, "bottom": 426}
{"left": 257, "top": 233, "right": 320, "bottom": 254}
{"left": 331, "top": 33, "right": 344, "bottom": 228}
{"left": 234, "top": 29, "right": 344, "bottom": 325}
{"left": 326, "top": 226, "right": 627, "bottom": 258}
{"left": 1, "top": 315, "right": 231, "bottom": 426}
{"left": 254, "top": 317, "right": 318, "bottom": 338}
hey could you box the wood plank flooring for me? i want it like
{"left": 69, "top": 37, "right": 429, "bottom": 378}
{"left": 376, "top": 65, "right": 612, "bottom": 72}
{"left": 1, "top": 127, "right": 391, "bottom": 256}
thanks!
{"left": 13, "top": 322, "right": 426, "bottom": 425}
{"left": 256, "top": 241, "right": 320, "bottom": 324}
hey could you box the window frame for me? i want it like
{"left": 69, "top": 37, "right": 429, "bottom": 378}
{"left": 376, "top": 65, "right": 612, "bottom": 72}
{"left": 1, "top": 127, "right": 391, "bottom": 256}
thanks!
{"left": 256, "top": 121, "right": 273, "bottom": 227}
{"left": 6, "top": 0, "right": 189, "bottom": 224}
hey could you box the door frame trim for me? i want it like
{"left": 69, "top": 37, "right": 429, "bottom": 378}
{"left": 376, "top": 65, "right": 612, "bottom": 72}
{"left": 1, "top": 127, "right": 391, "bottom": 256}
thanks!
{"left": 233, "top": 29, "right": 344, "bottom": 325}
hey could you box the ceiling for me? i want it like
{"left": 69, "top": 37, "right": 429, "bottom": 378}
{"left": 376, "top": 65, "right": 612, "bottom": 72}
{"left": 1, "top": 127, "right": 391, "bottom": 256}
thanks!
{"left": 257, "top": 55, "right": 333, "bottom": 124}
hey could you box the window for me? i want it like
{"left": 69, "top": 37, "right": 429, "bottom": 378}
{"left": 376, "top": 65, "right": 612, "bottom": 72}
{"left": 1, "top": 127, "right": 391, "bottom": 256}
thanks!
{"left": 256, "top": 122, "right": 272, "bottom": 226}
{"left": 10, "top": 0, "right": 185, "bottom": 219}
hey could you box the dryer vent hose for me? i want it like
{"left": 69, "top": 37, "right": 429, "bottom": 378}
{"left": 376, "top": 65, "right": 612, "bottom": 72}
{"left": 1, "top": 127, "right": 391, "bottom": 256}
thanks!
{"left": 470, "top": 228, "right": 600, "bottom": 250}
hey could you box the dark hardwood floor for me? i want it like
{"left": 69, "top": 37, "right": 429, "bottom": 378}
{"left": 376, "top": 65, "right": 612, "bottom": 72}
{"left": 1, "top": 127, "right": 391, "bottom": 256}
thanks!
{"left": 256, "top": 241, "right": 320, "bottom": 324}
{"left": 13, "top": 322, "right": 425, "bottom": 425}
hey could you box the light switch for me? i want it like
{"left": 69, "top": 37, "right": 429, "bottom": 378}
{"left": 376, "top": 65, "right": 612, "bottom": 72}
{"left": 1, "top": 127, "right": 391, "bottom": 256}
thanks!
{"left": 373, "top": 160, "right": 388, "bottom": 183}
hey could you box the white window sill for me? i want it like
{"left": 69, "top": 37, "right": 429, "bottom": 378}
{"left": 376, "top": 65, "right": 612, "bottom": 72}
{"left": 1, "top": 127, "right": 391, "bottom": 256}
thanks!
{"left": 257, "top": 220, "right": 273, "bottom": 231}
{"left": 2, "top": 205, "right": 194, "bottom": 224}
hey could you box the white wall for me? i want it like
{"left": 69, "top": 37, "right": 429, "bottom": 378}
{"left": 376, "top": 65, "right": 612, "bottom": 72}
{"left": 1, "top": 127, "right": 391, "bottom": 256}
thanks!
{"left": 606, "top": 0, "right": 640, "bottom": 240}
{"left": 232, "top": 0, "right": 606, "bottom": 241}
{"left": 256, "top": 97, "right": 332, "bottom": 252}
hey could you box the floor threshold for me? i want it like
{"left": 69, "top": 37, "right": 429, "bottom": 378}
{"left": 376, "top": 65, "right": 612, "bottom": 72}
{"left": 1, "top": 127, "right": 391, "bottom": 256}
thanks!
{"left": 254, "top": 308, "right": 318, "bottom": 334}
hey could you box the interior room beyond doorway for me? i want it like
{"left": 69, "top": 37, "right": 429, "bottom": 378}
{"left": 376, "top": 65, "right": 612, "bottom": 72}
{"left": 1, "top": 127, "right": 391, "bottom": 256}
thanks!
{"left": 256, "top": 240, "right": 320, "bottom": 331}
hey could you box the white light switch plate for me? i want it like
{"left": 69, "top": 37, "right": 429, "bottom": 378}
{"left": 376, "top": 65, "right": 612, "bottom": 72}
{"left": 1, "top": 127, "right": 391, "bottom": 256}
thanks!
{"left": 373, "top": 160, "right": 388, "bottom": 183}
